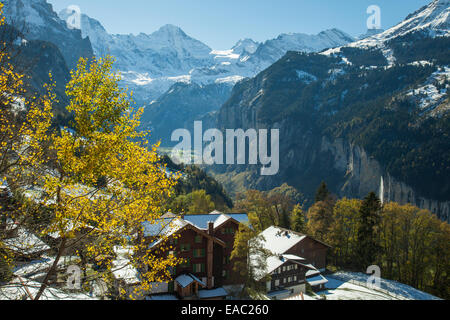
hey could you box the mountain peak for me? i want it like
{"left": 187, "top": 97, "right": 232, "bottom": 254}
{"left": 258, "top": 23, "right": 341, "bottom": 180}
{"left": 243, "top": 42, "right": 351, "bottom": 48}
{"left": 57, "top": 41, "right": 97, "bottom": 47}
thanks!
{"left": 232, "top": 38, "right": 259, "bottom": 55}
{"left": 154, "top": 24, "right": 187, "bottom": 37}
{"left": 376, "top": 0, "right": 449, "bottom": 40}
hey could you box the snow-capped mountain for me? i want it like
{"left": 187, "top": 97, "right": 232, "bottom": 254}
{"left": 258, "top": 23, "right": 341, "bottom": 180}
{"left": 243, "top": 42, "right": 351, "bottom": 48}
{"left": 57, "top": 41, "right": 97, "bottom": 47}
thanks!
{"left": 58, "top": 6, "right": 354, "bottom": 103}
{"left": 349, "top": 0, "right": 449, "bottom": 48}
{"left": 59, "top": 9, "right": 213, "bottom": 77}
{"left": 2, "top": 0, "right": 93, "bottom": 69}
{"left": 322, "top": 0, "right": 450, "bottom": 68}
{"left": 210, "top": 0, "right": 450, "bottom": 221}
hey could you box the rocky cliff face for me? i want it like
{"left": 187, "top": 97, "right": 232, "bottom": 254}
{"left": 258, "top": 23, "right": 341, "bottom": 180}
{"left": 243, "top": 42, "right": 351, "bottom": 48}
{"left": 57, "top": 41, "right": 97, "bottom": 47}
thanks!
{"left": 212, "top": 109, "right": 450, "bottom": 223}
{"left": 2, "top": 0, "right": 94, "bottom": 70}
{"left": 210, "top": 0, "right": 450, "bottom": 222}
{"left": 320, "top": 137, "right": 450, "bottom": 223}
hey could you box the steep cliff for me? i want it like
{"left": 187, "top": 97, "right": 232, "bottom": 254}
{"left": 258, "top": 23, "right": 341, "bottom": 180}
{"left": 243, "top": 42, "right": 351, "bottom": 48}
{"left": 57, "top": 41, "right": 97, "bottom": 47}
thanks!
{"left": 209, "top": 1, "right": 450, "bottom": 222}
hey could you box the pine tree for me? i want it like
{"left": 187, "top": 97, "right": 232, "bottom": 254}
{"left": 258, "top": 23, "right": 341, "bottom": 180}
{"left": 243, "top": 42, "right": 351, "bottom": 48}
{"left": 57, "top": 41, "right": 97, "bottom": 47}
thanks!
{"left": 356, "top": 192, "right": 382, "bottom": 270}
{"left": 315, "top": 181, "right": 330, "bottom": 203}
{"left": 291, "top": 204, "right": 306, "bottom": 233}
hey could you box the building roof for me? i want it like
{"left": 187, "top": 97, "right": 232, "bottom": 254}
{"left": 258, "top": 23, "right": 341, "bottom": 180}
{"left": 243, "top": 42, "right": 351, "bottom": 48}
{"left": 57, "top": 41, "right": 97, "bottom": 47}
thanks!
{"left": 175, "top": 274, "right": 206, "bottom": 288}
{"left": 3, "top": 228, "right": 50, "bottom": 255}
{"left": 267, "top": 289, "right": 291, "bottom": 298}
{"left": 182, "top": 212, "right": 249, "bottom": 230}
{"left": 306, "top": 274, "right": 328, "bottom": 287}
{"left": 111, "top": 246, "right": 140, "bottom": 285}
{"left": 252, "top": 254, "right": 310, "bottom": 281}
{"left": 198, "top": 287, "right": 228, "bottom": 299}
{"left": 257, "top": 226, "right": 307, "bottom": 255}
{"left": 305, "top": 264, "right": 321, "bottom": 277}
{"left": 257, "top": 226, "right": 331, "bottom": 256}
{"left": 0, "top": 277, "right": 93, "bottom": 300}
{"left": 161, "top": 212, "right": 177, "bottom": 219}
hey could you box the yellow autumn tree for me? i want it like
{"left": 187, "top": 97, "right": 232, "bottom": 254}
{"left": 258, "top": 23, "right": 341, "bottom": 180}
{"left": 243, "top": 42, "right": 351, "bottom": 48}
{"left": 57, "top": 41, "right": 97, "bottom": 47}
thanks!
{"left": 14, "top": 55, "right": 182, "bottom": 300}
{"left": 0, "top": 2, "right": 53, "bottom": 179}
{"left": 0, "top": 2, "right": 54, "bottom": 283}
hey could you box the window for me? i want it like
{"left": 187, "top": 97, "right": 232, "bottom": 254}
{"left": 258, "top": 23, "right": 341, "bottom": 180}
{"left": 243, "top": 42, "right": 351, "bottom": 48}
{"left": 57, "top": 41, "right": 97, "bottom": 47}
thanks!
{"left": 293, "top": 275, "right": 297, "bottom": 282}
{"left": 195, "top": 235, "right": 202, "bottom": 243}
{"left": 222, "top": 270, "right": 228, "bottom": 279}
{"left": 275, "top": 279, "right": 280, "bottom": 287}
{"left": 288, "top": 276, "right": 292, "bottom": 282}
{"left": 180, "top": 243, "right": 191, "bottom": 252}
{"left": 294, "top": 264, "right": 298, "bottom": 270}
{"left": 193, "top": 263, "right": 205, "bottom": 273}
{"left": 193, "top": 248, "right": 205, "bottom": 258}
{"left": 221, "top": 227, "right": 235, "bottom": 235}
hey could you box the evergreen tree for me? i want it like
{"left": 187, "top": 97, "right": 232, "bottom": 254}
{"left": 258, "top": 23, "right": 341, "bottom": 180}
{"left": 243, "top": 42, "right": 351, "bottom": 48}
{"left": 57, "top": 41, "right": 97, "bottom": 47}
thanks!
{"left": 356, "top": 192, "right": 382, "bottom": 271}
{"left": 315, "top": 181, "right": 330, "bottom": 203}
{"left": 291, "top": 204, "right": 306, "bottom": 233}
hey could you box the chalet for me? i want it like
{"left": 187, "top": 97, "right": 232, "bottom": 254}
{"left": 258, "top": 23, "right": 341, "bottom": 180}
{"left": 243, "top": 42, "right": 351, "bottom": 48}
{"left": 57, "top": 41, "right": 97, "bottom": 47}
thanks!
{"left": 250, "top": 226, "right": 330, "bottom": 299}
{"left": 142, "top": 211, "right": 248, "bottom": 300}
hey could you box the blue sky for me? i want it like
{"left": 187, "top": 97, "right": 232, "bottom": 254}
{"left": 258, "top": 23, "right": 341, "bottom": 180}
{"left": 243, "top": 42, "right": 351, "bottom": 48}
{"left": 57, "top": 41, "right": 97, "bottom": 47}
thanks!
{"left": 48, "top": 0, "right": 431, "bottom": 49}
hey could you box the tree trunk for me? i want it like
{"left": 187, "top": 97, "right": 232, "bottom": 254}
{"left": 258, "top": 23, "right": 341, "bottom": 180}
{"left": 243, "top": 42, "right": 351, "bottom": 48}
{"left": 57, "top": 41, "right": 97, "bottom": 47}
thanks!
{"left": 34, "top": 237, "right": 67, "bottom": 300}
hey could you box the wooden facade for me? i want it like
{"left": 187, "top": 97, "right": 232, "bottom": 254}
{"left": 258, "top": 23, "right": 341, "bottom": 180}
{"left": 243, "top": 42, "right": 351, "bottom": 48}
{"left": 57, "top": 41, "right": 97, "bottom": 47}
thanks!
{"left": 145, "top": 214, "right": 246, "bottom": 299}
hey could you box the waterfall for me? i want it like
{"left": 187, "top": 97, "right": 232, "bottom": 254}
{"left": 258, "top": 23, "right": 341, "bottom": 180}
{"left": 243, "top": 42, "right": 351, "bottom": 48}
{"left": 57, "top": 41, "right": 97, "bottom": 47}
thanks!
{"left": 379, "top": 175, "right": 384, "bottom": 204}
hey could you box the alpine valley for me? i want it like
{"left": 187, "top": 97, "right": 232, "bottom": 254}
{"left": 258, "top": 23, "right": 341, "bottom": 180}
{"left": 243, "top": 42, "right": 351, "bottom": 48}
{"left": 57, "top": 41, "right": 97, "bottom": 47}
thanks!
{"left": 2, "top": 0, "right": 450, "bottom": 223}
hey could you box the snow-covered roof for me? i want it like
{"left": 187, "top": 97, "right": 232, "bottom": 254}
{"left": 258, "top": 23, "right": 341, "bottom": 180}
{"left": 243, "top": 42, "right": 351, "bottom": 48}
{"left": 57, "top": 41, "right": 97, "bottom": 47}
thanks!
{"left": 305, "top": 264, "right": 321, "bottom": 277}
{"left": 143, "top": 218, "right": 187, "bottom": 239}
{"left": 307, "top": 275, "right": 328, "bottom": 287}
{"left": 13, "top": 257, "right": 54, "bottom": 279}
{"left": 257, "top": 226, "right": 306, "bottom": 255}
{"left": 282, "top": 254, "right": 305, "bottom": 261}
{"left": 3, "top": 228, "right": 50, "bottom": 255}
{"left": 0, "top": 277, "right": 93, "bottom": 300}
{"left": 111, "top": 246, "right": 140, "bottom": 285}
{"left": 175, "top": 274, "right": 206, "bottom": 288}
{"left": 252, "top": 254, "right": 308, "bottom": 281}
{"left": 198, "top": 287, "right": 228, "bottom": 299}
{"left": 161, "top": 212, "right": 177, "bottom": 219}
{"left": 183, "top": 212, "right": 249, "bottom": 230}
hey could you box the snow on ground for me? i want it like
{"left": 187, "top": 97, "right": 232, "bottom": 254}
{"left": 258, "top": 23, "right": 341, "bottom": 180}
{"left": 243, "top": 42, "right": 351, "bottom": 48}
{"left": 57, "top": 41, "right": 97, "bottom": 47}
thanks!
{"left": 286, "top": 272, "right": 441, "bottom": 300}
{"left": 406, "top": 66, "right": 449, "bottom": 115}
{"left": 326, "top": 272, "right": 441, "bottom": 300}
{"left": 318, "top": 272, "right": 439, "bottom": 300}
{"left": 0, "top": 277, "right": 93, "bottom": 300}
{"left": 313, "top": 276, "right": 404, "bottom": 300}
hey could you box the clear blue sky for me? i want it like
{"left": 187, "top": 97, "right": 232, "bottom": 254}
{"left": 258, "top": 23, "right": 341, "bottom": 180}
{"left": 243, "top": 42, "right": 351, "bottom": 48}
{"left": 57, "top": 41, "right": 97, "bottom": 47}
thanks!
{"left": 48, "top": 0, "right": 431, "bottom": 49}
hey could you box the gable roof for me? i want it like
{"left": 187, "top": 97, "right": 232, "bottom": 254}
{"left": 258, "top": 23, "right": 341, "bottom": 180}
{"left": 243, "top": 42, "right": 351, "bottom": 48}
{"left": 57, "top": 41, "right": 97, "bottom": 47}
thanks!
{"left": 182, "top": 212, "right": 249, "bottom": 230}
{"left": 251, "top": 253, "right": 315, "bottom": 281}
{"left": 3, "top": 228, "right": 50, "bottom": 255}
{"left": 175, "top": 273, "right": 206, "bottom": 288}
{"left": 258, "top": 226, "right": 331, "bottom": 254}
{"left": 143, "top": 217, "right": 226, "bottom": 249}
{"left": 258, "top": 226, "right": 307, "bottom": 255}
